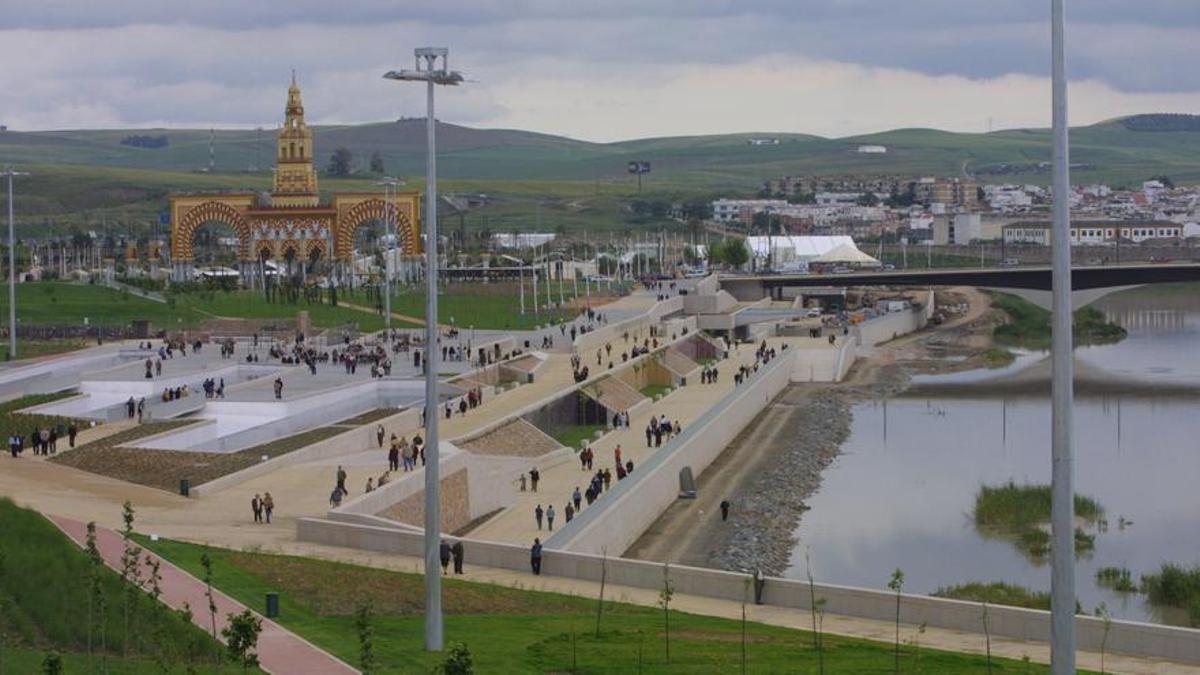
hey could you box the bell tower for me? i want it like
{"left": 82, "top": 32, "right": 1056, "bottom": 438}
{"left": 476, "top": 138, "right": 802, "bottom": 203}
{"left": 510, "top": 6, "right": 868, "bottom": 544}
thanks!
{"left": 271, "top": 72, "right": 320, "bottom": 206}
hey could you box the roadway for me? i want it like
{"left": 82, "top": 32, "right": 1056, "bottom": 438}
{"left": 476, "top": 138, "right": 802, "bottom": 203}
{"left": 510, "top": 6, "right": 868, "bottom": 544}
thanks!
{"left": 721, "top": 261, "right": 1200, "bottom": 293}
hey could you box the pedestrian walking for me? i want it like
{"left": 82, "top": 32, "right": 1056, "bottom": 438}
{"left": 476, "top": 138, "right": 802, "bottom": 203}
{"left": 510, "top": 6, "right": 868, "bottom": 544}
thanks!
{"left": 546, "top": 504, "right": 556, "bottom": 531}
{"left": 530, "top": 538, "right": 543, "bottom": 575}
{"left": 68, "top": 423, "right": 77, "bottom": 448}
{"left": 530, "top": 467, "right": 540, "bottom": 492}
{"left": 263, "top": 492, "right": 274, "bottom": 523}
{"left": 273, "top": 377, "right": 284, "bottom": 399}
{"left": 720, "top": 499, "right": 731, "bottom": 521}
{"left": 572, "top": 487, "right": 582, "bottom": 511}
{"left": 252, "top": 494, "right": 262, "bottom": 523}
{"left": 534, "top": 504, "right": 544, "bottom": 530}
{"left": 376, "top": 424, "right": 385, "bottom": 448}
{"left": 336, "top": 465, "right": 348, "bottom": 494}
{"left": 439, "top": 539, "right": 452, "bottom": 574}
{"left": 451, "top": 540, "right": 464, "bottom": 574}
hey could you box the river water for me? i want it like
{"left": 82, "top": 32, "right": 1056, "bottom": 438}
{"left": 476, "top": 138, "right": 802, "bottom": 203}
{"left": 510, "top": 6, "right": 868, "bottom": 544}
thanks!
{"left": 784, "top": 288, "right": 1200, "bottom": 625}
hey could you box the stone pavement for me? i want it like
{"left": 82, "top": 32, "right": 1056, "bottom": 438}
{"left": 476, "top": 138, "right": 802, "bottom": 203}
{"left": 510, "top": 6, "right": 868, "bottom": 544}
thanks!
{"left": 49, "top": 514, "right": 357, "bottom": 675}
{"left": 468, "top": 338, "right": 807, "bottom": 544}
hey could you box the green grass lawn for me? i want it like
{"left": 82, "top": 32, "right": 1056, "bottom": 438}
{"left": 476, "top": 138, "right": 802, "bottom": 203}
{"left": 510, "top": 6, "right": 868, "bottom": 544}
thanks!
{"left": 0, "top": 281, "right": 207, "bottom": 327}
{"left": 0, "top": 280, "right": 608, "bottom": 341}
{"left": 640, "top": 383, "right": 673, "bottom": 399}
{"left": 388, "top": 281, "right": 585, "bottom": 330}
{"left": 552, "top": 424, "right": 608, "bottom": 449}
{"left": 0, "top": 498, "right": 228, "bottom": 673}
{"left": 136, "top": 536, "right": 1072, "bottom": 673}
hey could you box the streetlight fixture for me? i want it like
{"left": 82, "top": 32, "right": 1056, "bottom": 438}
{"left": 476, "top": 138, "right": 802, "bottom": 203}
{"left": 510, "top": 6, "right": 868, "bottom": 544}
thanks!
{"left": 384, "top": 47, "right": 463, "bottom": 653}
{"left": 2, "top": 168, "right": 29, "bottom": 360}
{"left": 1048, "top": 1, "right": 1076, "bottom": 673}
{"left": 375, "top": 176, "right": 405, "bottom": 335}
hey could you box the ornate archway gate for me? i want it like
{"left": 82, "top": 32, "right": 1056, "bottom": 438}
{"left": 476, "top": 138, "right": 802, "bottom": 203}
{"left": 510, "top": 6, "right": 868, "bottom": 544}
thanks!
{"left": 167, "top": 78, "right": 421, "bottom": 285}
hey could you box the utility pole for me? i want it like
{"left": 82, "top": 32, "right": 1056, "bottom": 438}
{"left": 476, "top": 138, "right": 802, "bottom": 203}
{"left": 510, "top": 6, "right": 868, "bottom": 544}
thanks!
{"left": 1049, "top": 1, "right": 1077, "bottom": 672}
{"left": 3, "top": 168, "right": 29, "bottom": 359}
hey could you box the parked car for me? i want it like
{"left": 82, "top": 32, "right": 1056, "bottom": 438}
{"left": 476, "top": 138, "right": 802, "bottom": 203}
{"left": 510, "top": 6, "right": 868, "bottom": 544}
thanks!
{"left": 806, "top": 307, "right": 822, "bottom": 318}
{"left": 998, "top": 258, "right": 1020, "bottom": 268}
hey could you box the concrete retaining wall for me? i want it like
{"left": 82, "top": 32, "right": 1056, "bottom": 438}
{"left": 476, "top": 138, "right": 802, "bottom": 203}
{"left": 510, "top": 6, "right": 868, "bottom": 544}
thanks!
{"left": 545, "top": 349, "right": 795, "bottom": 555}
{"left": 573, "top": 296, "right": 684, "bottom": 354}
{"left": 295, "top": 515, "right": 1200, "bottom": 665}
{"left": 855, "top": 307, "right": 928, "bottom": 349}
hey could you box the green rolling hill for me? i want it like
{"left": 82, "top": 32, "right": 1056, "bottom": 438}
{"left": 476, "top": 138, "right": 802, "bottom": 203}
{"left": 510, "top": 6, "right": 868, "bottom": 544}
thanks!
{"left": 0, "top": 113, "right": 1198, "bottom": 234}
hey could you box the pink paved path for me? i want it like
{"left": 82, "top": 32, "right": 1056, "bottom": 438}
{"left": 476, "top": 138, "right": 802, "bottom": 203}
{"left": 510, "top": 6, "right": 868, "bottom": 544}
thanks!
{"left": 49, "top": 515, "right": 358, "bottom": 675}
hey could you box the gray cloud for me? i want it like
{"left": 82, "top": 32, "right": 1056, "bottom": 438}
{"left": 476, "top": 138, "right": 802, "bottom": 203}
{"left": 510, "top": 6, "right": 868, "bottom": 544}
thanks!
{"left": 0, "top": 1, "right": 1197, "bottom": 137}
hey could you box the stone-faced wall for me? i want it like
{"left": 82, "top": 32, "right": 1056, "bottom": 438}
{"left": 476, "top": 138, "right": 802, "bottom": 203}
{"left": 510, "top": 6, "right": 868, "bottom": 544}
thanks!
{"left": 377, "top": 468, "right": 471, "bottom": 533}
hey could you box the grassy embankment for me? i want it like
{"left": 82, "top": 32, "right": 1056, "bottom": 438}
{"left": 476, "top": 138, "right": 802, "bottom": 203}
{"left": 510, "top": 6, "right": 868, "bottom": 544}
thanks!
{"left": 973, "top": 481, "right": 1104, "bottom": 560}
{"left": 989, "top": 292, "right": 1127, "bottom": 351}
{"left": 136, "top": 535, "right": 1076, "bottom": 673}
{"left": 0, "top": 498, "right": 228, "bottom": 673}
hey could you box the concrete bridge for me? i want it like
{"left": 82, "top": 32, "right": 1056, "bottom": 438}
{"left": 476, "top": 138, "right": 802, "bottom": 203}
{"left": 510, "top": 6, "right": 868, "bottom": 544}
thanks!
{"left": 720, "top": 262, "right": 1200, "bottom": 309}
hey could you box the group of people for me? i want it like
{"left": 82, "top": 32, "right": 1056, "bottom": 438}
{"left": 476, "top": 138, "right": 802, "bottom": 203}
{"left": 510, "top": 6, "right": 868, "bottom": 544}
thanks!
{"left": 250, "top": 492, "right": 275, "bottom": 523}
{"left": 201, "top": 377, "right": 225, "bottom": 399}
{"left": 126, "top": 396, "right": 146, "bottom": 420}
{"left": 530, "top": 447, "right": 633, "bottom": 533}
{"left": 438, "top": 539, "right": 466, "bottom": 574}
{"left": 8, "top": 422, "right": 76, "bottom": 457}
{"left": 160, "top": 385, "right": 189, "bottom": 402}
{"left": 699, "top": 366, "right": 720, "bottom": 384}
{"left": 385, "top": 431, "right": 424, "bottom": 472}
{"left": 644, "top": 414, "right": 681, "bottom": 448}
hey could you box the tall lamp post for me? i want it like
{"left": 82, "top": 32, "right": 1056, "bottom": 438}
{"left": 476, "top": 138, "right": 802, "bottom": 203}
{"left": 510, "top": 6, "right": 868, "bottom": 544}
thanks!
{"left": 375, "top": 176, "right": 404, "bottom": 335}
{"left": 384, "top": 47, "right": 463, "bottom": 653}
{"left": 2, "top": 168, "right": 29, "bottom": 360}
{"left": 1049, "top": 1, "right": 1076, "bottom": 672}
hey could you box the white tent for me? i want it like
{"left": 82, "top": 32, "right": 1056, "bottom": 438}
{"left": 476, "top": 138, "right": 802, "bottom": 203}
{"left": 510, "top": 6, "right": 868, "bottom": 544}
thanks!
{"left": 810, "top": 243, "right": 882, "bottom": 268}
{"left": 743, "top": 235, "right": 859, "bottom": 271}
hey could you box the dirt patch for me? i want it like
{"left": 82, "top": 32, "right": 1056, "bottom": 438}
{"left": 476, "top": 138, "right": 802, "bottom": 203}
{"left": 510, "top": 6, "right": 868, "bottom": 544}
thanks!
{"left": 51, "top": 424, "right": 346, "bottom": 492}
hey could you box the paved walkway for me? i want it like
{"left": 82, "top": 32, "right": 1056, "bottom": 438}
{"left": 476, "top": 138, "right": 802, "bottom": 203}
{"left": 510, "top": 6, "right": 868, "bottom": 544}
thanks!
{"left": 49, "top": 515, "right": 357, "bottom": 675}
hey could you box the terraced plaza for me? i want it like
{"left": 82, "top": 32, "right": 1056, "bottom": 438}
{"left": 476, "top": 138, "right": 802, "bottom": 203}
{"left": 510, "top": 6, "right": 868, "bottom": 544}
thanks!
{"left": 3, "top": 273, "right": 1198, "bottom": 673}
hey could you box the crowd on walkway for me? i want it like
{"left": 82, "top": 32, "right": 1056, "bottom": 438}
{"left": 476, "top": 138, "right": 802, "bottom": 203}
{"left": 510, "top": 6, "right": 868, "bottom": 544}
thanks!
{"left": 7, "top": 421, "right": 77, "bottom": 457}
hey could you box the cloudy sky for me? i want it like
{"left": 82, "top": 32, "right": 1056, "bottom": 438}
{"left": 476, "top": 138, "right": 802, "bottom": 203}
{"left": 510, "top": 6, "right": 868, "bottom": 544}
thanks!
{"left": 3, "top": 0, "right": 1200, "bottom": 141}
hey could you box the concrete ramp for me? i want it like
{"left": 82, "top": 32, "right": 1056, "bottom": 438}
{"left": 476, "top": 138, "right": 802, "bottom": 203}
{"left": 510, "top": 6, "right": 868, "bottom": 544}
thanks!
{"left": 458, "top": 418, "right": 563, "bottom": 457}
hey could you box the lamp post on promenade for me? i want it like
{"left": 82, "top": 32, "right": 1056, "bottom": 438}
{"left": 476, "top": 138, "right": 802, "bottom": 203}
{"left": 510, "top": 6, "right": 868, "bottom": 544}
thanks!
{"left": 2, "top": 168, "right": 29, "bottom": 360}
{"left": 1049, "top": 1, "right": 1076, "bottom": 672}
{"left": 384, "top": 47, "right": 463, "bottom": 653}
{"left": 375, "top": 177, "right": 404, "bottom": 334}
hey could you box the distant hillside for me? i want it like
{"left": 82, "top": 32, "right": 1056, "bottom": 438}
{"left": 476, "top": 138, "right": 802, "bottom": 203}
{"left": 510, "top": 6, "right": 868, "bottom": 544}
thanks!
{"left": 4, "top": 117, "right": 1200, "bottom": 188}
{"left": 4, "top": 115, "right": 1200, "bottom": 238}
{"left": 1116, "top": 114, "right": 1200, "bottom": 132}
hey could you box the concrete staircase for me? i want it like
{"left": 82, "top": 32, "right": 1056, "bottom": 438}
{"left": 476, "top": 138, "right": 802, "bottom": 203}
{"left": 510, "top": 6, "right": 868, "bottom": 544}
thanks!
{"left": 458, "top": 418, "right": 562, "bottom": 457}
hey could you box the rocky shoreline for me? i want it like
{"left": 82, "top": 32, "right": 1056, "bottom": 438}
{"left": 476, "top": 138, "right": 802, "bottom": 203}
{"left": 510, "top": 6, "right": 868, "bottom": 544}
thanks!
{"left": 708, "top": 366, "right": 913, "bottom": 576}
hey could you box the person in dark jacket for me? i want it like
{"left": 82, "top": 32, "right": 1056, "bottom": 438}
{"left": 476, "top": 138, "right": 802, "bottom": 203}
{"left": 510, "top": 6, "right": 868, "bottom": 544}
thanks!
{"left": 530, "top": 538, "right": 543, "bottom": 575}
{"left": 451, "top": 540, "right": 464, "bottom": 574}
{"left": 439, "top": 539, "right": 452, "bottom": 574}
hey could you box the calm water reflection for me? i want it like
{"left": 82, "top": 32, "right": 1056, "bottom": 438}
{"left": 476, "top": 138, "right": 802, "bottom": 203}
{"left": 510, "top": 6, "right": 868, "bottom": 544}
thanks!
{"left": 785, "top": 290, "right": 1200, "bottom": 624}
